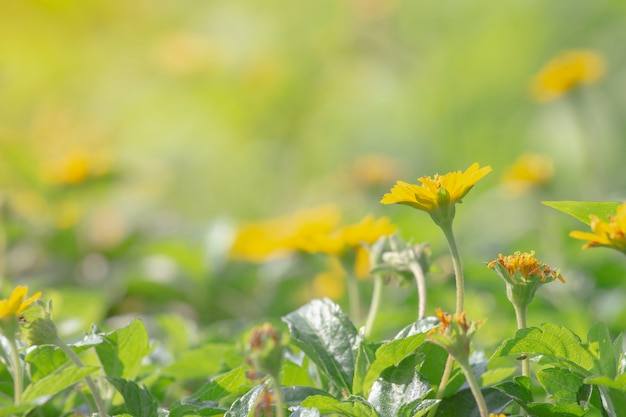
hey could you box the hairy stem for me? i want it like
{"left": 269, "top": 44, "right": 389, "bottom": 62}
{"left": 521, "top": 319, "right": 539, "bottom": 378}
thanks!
{"left": 513, "top": 303, "right": 530, "bottom": 378}
{"left": 458, "top": 358, "right": 489, "bottom": 417}
{"left": 409, "top": 261, "right": 427, "bottom": 320}
{"left": 439, "top": 223, "right": 464, "bottom": 315}
{"left": 364, "top": 275, "right": 383, "bottom": 338}
{"left": 8, "top": 335, "right": 22, "bottom": 404}
{"left": 55, "top": 337, "right": 107, "bottom": 417}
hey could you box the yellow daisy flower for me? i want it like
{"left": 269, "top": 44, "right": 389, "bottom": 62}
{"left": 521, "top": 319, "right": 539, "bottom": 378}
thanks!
{"left": 381, "top": 163, "right": 491, "bottom": 224}
{"left": 569, "top": 203, "right": 626, "bottom": 254}
{"left": 0, "top": 286, "right": 42, "bottom": 321}
{"left": 531, "top": 50, "right": 605, "bottom": 102}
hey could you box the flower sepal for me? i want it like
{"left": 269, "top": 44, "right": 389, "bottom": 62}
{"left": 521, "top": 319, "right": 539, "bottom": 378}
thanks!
{"left": 428, "top": 309, "right": 482, "bottom": 364}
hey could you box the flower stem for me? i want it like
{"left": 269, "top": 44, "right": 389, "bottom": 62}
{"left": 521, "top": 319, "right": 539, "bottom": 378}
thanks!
{"left": 364, "top": 275, "right": 383, "bottom": 338}
{"left": 513, "top": 303, "right": 530, "bottom": 378}
{"left": 439, "top": 222, "right": 464, "bottom": 315}
{"left": 458, "top": 358, "right": 489, "bottom": 417}
{"left": 427, "top": 354, "right": 454, "bottom": 417}
{"left": 409, "top": 261, "right": 427, "bottom": 320}
{"left": 54, "top": 337, "right": 107, "bottom": 417}
{"left": 8, "top": 335, "right": 23, "bottom": 405}
{"left": 269, "top": 372, "right": 285, "bottom": 417}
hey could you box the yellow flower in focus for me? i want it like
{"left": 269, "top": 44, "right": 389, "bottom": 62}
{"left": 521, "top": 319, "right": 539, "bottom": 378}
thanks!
{"left": 488, "top": 251, "right": 565, "bottom": 283}
{"left": 229, "top": 205, "right": 341, "bottom": 262}
{"left": 569, "top": 203, "right": 626, "bottom": 254}
{"left": 502, "top": 153, "right": 553, "bottom": 196}
{"left": 531, "top": 50, "right": 605, "bottom": 102}
{"left": 0, "top": 286, "right": 42, "bottom": 320}
{"left": 381, "top": 163, "right": 491, "bottom": 224}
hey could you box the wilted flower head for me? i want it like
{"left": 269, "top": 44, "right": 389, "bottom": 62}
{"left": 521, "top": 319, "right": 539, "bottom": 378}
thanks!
{"left": 488, "top": 251, "right": 564, "bottom": 310}
{"left": 531, "top": 50, "right": 605, "bottom": 102}
{"left": 381, "top": 163, "right": 491, "bottom": 226}
{"left": 427, "top": 308, "right": 481, "bottom": 363}
{"left": 247, "top": 322, "right": 284, "bottom": 378}
{"left": 0, "top": 286, "right": 41, "bottom": 321}
{"left": 569, "top": 203, "right": 626, "bottom": 254}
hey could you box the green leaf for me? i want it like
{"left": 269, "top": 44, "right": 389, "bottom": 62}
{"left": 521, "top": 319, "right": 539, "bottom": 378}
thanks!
{"left": 362, "top": 333, "right": 427, "bottom": 396}
{"left": 224, "top": 384, "right": 265, "bottom": 417}
{"left": 541, "top": 201, "right": 621, "bottom": 225}
{"left": 22, "top": 364, "right": 99, "bottom": 403}
{"left": 282, "top": 298, "right": 360, "bottom": 393}
{"left": 290, "top": 406, "right": 322, "bottom": 417}
{"left": 525, "top": 402, "right": 585, "bottom": 417}
{"left": 169, "top": 399, "right": 226, "bottom": 417}
{"left": 367, "top": 355, "right": 430, "bottom": 417}
{"left": 281, "top": 359, "right": 317, "bottom": 387}
{"left": 416, "top": 343, "right": 448, "bottom": 388}
{"left": 25, "top": 345, "right": 70, "bottom": 382}
{"left": 95, "top": 319, "right": 153, "bottom": 380}
{"left": 281, "top": 386, "right": 333, "bottom": 405}
{"left": 0, "top": 404, "right": 35, "bottom": 416}
{"left": 434, "top": 387, "right": 511, "bottom": 417}
{"left": 301, "top": 395, "right": 380, "bottom": 417}
{"left": 187, "top": 366, "right": 251, "bottom": 404}
{"left": 587, "top": 322, "right": 619, "bottom": 378}
{"left": 108, "top": 377, "right": 159, "bottom": 417}
{"left": 164, "top": 343, "right": 241, "bottom": 379}
{"left": 397, "top": 398, "right": 439, "bottom": 417}
{"left": 493, "top": 376, "right": 533, "bottom": 405}
{"left": 491, "top": 324, "right": 598, "bottom": 373}
{"left": 353, "top": 341, "right": 379, "bottom": 396}
{"left": 537, "top": 367, "right": 584, "bottom": 402}
{"left": 394, "top": 317, "right": 439, "bottom": 339}
{"left": 585, "top": 374, "right": 626, "bottom": 391}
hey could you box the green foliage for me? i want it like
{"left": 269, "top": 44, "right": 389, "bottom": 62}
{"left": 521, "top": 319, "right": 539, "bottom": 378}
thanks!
{"left": 542, "top": 201, "right": 622, "bottom": 225}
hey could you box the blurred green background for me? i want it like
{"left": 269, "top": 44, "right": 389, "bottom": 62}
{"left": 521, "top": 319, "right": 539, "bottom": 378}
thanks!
{"left": 1, "top": 0, "right": 626, "bottom": 349}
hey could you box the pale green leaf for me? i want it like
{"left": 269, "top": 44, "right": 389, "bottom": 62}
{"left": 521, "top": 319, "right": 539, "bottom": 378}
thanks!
{"left": 95, "top": 319, "right": 153, "bottom": 380}
{"left": 541, "top": 201, "right": 621, "bottom": 225}
{"left": 22, "top": 364, "right": 99, "bottom": 403}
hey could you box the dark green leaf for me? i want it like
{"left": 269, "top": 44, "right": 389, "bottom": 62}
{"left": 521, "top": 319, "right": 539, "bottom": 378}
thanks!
{"left": 537, "top": 367, "right": 584, "bottom": 402}
{"left": 281, "top": 386, "right": 333, "bottom": 405}
{"left": 169, "top": 398, "right": 226, "bottom": 417}
{"left": 224, "top": 384, "right": 265, "bottom": 417}
{"left": 301, "top": 395, "right": 380, "bottom": 417}
{"left": 22, "top": 364, "right": 99, "bottom": 404}
{"left": 397, "top": 399, "right": 439, "bottom": 417}
{"left": 95, "top": 319, "right": 153, "bottom": 380}
{"left": 541, "top": 201, "right": 621, "bottom": 225}
{"left": 525, "top": 402, "right": 585, "bottom": 417}
{"left": 282, "top": 298, "right": 360, "bottom": 393}
{"left": 362, "top": 333, "right": 427, "bottom": 396}
{"left": 493, "top": 376, "right": 533, "bottom": 405}
{"left": 108, "top": 377, "right": 159, "bottom": 417}
{"left": 434, "top": 387, "right": 511, "bottom": 417}
{"left": 353, "top": 341, "right": 379, "bottom": 396}
{"left": 367, "top": 355, "right": 430, "bottom": 417}
{"left": 416, "top": 343, "right": 448, "bottom": 388}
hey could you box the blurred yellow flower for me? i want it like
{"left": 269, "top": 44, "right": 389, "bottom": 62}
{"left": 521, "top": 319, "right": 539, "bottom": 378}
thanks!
{"left": 531, "top": 50, "right": 605, "bottom": 102}
{"left": 569, "top": 203, "right": 626, "bottom": 254}
{"left": 381, "top": 163, "right": 491, "bottom": 224}
{"left": 350, "top": 154, "right": 400, "bottom": 187}
{"left": 502, "top": 153, "right": 553, "bottom": 196}
{"left": 0, "top": 286, "right": 41, "bottom": 320}
{"left": 41, "top": 148, "right": 111, "bottom": 185}
{"left": 296, "top": 214, "right": 396, "bottom": 255}
{"left": 229, "top": 205, "right": 341, "bottom": 262}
